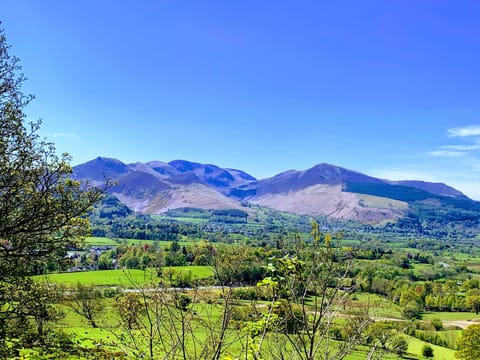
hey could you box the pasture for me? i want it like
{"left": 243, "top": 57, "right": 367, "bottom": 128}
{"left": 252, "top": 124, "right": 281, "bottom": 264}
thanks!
{"left": 83, "top": 236, "right": 195, "bottom": 247}
{"left": 35, "top": 266, "right": 214, "bottom": 287}
{"left": 422, "top": 311, "right": 480, "bottom": 322}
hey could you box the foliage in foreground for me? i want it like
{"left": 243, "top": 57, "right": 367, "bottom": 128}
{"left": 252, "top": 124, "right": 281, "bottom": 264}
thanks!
{"left": 0, "top": 25, "right": 104, "bottom": 357}
{"left": 455, "top": 324, "right": 480, "bottom": 360}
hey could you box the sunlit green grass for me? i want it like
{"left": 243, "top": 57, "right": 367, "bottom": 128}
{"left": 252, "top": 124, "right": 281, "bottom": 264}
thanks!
{"left": 350, "top": 293, "right": 403, "bottom": 319}
{"left": 83, "top": 236, "right": 119, "bottom": 246}
{"left": 156, "top": 216, "right": 209, "bottom": 224}
{"left": 422, "top": 311, "right": 478, "bottom": 321}
{"left": 83, "top": 236, "right": 195, "bottom": 247}
{"left": 407, "top": 335, "right": 456, "bottom": 359}
{"left": 35, "top": 266, "right": 214, "bottom": 287}
{"left": 36, "top": 269, "right": 159, "bottom": 287}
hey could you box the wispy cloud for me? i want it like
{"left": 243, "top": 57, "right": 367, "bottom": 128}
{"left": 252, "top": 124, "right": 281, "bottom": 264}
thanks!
{"left": 371, "top": 124, "right": 480, "bottom": 200}
{"left": 429, "top": 132, "right": 480, "bottom": 158}
{"left": 429, "top": 150, "right": 467, "bottom": 157}
{"left": 429, "top": 144, "right": 480, "bottom": 157}
{"left": 441, "top": 144, "right": 480, "bottom": 151}
{"left": 448, "top": 125, "right": 480, "bottom": 137}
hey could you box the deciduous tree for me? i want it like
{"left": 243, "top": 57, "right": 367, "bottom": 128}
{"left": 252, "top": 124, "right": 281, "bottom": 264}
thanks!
{"left": 0, "top": 25, "right": 103, "bottom": 354}
{"left": 259, "top": 221, "right": 371, "bottom": 360}
{"left": 66, "top": 283, "right": 104, "bottom": 328}
{"left": 455, "top": 324, "right": 480, "bottom": 360}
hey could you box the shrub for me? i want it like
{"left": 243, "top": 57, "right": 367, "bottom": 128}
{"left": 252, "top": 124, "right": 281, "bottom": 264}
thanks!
{"left": 430, "top": 318, "right": 443, "bottom": 331}
{"left": 328, "top": 326, "right": 344, "bottom": 340}
{"left": 103, "top": 287, "right": 120, "bottom": 298}
{"left": 402, "top": 303, "right": 421, "bottom": 319}
{"left": 272, "top": 299, "right": 305, "bottom": 334}
{"left": 390, "top": 335, "right": 408, "bottom": 358}
{"left": 232, "top": 287, "right": 259, "bottom": 300}
{"left": 422, "top": 344, "right": 434, "bottom": 358}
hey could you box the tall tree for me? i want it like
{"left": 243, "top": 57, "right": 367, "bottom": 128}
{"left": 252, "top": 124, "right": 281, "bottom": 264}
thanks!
{"left": 455, "top": 324, "right": 480, "bottom": 360}
{"left": 0, "top": 25, "right": 103, "bottom": 354}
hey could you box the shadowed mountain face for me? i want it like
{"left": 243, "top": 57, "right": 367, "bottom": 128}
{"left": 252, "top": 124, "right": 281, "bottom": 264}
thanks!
{"left": 112, "top": 171, "right": 171, "bottom": 198}
{"left": 145, "top": 161, "right": 180, "bottom": 178}
{"left": 231, "top": 163, "right": 385, "bottom": 198}
{"left": 389, "top": 180, "right": 468, "bottom": 199}
{"left": 73, "top": 157, "right": 476, "bottom": 223}
{"left": 167, "top": 160, "right": 252, "bottom": 192}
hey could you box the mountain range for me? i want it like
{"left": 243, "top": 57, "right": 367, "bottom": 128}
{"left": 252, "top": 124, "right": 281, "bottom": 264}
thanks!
{"left": 73, "top": 157, "right": 478, "bottom": 224}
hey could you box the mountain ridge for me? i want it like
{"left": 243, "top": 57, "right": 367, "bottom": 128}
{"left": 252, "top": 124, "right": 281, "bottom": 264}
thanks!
{"left": 73, "top": 157, "right": 476, "bottom": 224}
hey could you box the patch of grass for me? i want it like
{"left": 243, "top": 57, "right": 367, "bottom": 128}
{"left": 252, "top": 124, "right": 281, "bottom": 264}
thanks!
{"left": 84, "top": 236, "right": 194, "bottom": 248}
{"left": 422, "top": 311, "right": 478, "bottom": 321}
{"left": 36, "top": 269, "right": 157, "bottom": 287}
{"left": 407, "top": 335, "right": 456, "bottom": 359}
{"left": 169, "top": 265, "right": 214, "bottom": 279}
{"left": 57, "top": 302, "right": 119, "bottom": 329}
{"left": 119, "top": 239, "right": 191, "bottom": 246}
{"left": 164, "top": 216, "right": 210, "bottom": 224}
{"left": 84, "top": 237, "right": 118, "bottom": 246}
{"left": 350, "top": 293, "right": 403, "bottom": 319}
{"left": 35, "top": 266, "right": 214, "bottom": 287}
{"left": 344, "top": 345, "right": 402, "bottom": 359}
{"left": 412, "top": 263, "right": 434, "bottom": 271}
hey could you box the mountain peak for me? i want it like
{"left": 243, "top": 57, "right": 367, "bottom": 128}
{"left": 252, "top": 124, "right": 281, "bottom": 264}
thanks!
{"left": 73, "top": 156, "right": 130, "bottom": 181}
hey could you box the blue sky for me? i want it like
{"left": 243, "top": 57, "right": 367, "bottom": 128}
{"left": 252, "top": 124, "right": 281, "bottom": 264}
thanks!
{"left": 2, "top": 1, "right": 480, "bottom": 199}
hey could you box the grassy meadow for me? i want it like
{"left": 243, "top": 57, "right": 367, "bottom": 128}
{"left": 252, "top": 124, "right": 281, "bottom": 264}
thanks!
{"left": 35, "top": 266, "right": 214, "bottom": 287}
{"left": 83, "top": 236, "right": 193, "bottom": 247}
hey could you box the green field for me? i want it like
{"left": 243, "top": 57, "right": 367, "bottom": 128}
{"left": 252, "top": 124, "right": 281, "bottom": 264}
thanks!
{"left": 350, "top": 293, "right": 403, "bottom": 319}
{"left": 35, "top": 266, "right": 213, "bottom": 287}
{"left": 423, "top": 311, "right": 480, "bottom": 322}
{"left": 407, "top": 335, "right": 456, "bottom": 359}
{"left": 83, "top": 236, "right": 119, "bottom": 246}
{"left": 83, "top": 236, "right": 193, "bottom": 247}
{"left": 159, "top": 216, "right": 209, "bottom": 224}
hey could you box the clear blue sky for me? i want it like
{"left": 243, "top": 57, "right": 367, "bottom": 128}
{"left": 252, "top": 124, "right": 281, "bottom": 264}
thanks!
{"left": 3, "top": 1, "right": 480, "bottom": 198}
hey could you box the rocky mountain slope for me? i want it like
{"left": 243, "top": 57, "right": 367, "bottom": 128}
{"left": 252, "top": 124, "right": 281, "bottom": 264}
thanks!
{"left": 74, "top": 157, "right": 478, "bottom": 223}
